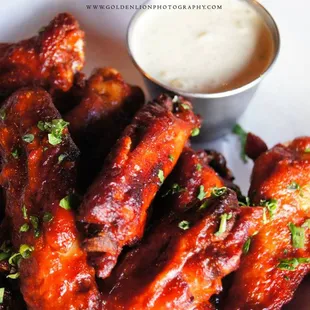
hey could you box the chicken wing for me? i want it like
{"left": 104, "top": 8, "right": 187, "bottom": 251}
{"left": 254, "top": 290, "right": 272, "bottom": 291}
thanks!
{"left": 65, "top": 67, "right": 145, "bottom": 191}
{"left": 225, "top": 137, "right": 310, "bottom": 309}
{"left": 0, "top": 13, "right": 84, "bottom": 97}
{"left": 0, "top": 88, "right": 100, "bottom": 309}
{"left": 78, "top": 95, "right": 201, "bottom": 278}
{"left": 102, "top": 153, "right": 263, "bottom": 309}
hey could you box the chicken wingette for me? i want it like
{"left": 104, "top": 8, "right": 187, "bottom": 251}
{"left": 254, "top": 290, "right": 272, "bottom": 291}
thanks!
{"left": 0, "top": 88, "right": 100, "bottom": 309}
{"left": 0, "top": 13, "right": 84, "bottom": 97}
{"left": 225, "top": 137, "right": 310, "bottom": 309}
{"left": 102, "top": 148, "right": 263, "bottom": 309}
{"left": 65, "top": 67, "right": 144, "bottom": 191}
{"left": 78, "top": 95, "right": 201, "bottom": 278}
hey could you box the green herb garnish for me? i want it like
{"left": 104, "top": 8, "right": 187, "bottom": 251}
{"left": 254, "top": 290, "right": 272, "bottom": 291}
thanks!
{"left": 232, "top": 124, "right": 248, "bottom": 163}
{"left": 163, "top": 183, "right": 186, "bottom": 197}
{"left": 178, "top": 220, "right": 190, "bottom": 230}
{"left": 215, "top": 213, "right": 232, "bottom": 236}
{"left": 59, "top": 196, "right": 72, "bottom": 210}
{"left": 243, "top": 238, "right": 251, "bottom": 254}
{"left": 43, "top": 212, "right": 54, "bottom": 223}
{"left": 22, "top": 134, "right": 34, "bottom": 143}
{"left": 211, "top": 187, "right": 227, "bottom": 198}
{"left": 0, "top": 287, "right": 4, "bottom": 303}
{"left": 191, "top": 128, "right": 200, "bottom": 137}
{"left": 19, "top": 223, "right": 30, "bottom": 233}
{"left": 288, "top": 181, "right": 301, "bottom": 191}
{"left": 260, "top": 199, "right": 278, "bottom": 219}
{"left": 37, "top": 119, "right": 69, "bottom": 146}
{"left": 22, "top": 205, "right": 27, "bottom": 220}
{"left": 181, "top": 103, "right": 190, "bottom": 110}
{"left": 289, "top": 223, "right": 305, "bottom": 249}
{"left": 196, "top": 163, "right": 202, "bottom": 171}
{"left": 6, "top": 273, "right": 20, "bottom": 279}
{"left": 158, "top": 170, "right": 165, "bottom": 184}
{"left": 29, "top": 216, "right": 40, "bottom": 238}
{"left": 11, "top": 149, "right": 19, "bottom": 159}
{"left": 278, "top": 257, "right": 310, "bottom": 271}
{"left": 0, "top": 108, "right": 6, "bottom": 120}
{"left": 168, "top": 154, "right": 174, "bottom": 162}
{"left": 197, "top": 185, "right": 207, "bottom": 201}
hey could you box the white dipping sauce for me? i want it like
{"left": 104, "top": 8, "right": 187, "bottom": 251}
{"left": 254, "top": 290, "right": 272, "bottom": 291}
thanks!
{"left": 130, "top": 0, "right": 275, "bottom": 93}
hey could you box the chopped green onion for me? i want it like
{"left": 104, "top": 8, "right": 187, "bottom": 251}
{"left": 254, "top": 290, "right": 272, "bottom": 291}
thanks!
{"left": 198, "top": 200, "right": 209, "bottom": 211}
{"left": 6, "top": 272, "right": 20, "bottom": 279}
{"left": 215, "top": 213, "right": 232, "bottom": 236}
{"left": 278, "top": 257, "right": 310, "bottom": 271}
{"left": 0, "top": 287, "right": 4, "bottom": 303}
{"left": 243, "top": 238, "right": 251, "bottom": 254}
{"left": 260, "top": 199, "right": 278, "bottom": 219}
{"left": 181, "top": 103, "right": 190, "bottom": 110}
{"left": 0, "top": 108, "right": 6, "bottom": 121}
{"left": 22, "top": 134, "right": 34, "bottom": 143}
{"left": 158, "top": 170, "right": 165, "bottom": 184}
{"left": 19, "top": 223, "right": 30, "bottom": 233}
{"left": 196, "top": 163, "right": 202, "bottom": 171}
{"left": 19, "top": 244, "right": 34, "bottom": 259}
{"left": 22, "top": 205, "right": 27, "bottom": 220}
{"left": 288, "top": 181, "right": 301, "bottom": 191}
{"left": 11, "top": 149, "right": 19, "bottom": 159}
{"left": 191, "top": 128, "right": 200, "bottom": 137}
{"left": 29, "top": 216, "right": 40, "bottom": 238}
{"left": 289, "top": 223, "right": 305, "bottom": 249}
{"left": 43, "top": 212, "right": 54, "bottom": 223}
{"left": 59, "top": 196, "right": 72, "bottom": 210}
{"left": 211, "top": 187, "right": 227, "bottom": 198}
{"left": 38, "top": 119, "right": 69, "bottom": 146}
{"left": 168, "top": 154, "right": 174, "bottom": 162}
{"left": 304, "top": 148, "right": 310, "bottom": 153}
{"left": 178, "top": 220, "right": 190, "bottom": 230}
{"left": 197, "top": 185, "right": 206, "bottom": 201}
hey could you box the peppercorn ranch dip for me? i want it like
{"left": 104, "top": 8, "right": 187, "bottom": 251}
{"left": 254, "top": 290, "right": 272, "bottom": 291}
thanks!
{"left": 129, "top": 0, "right": 275, "bottom": 94}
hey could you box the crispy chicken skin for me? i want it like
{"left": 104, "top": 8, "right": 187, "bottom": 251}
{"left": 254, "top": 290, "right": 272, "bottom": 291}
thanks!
{"left": 65, "top": 67, "right": 145, "bottom": 191}
{"left": 225, "top": 137, "right": 310, "bottom": 310}
{"left": 102, "top": 173, "right": 263, "bottom": 309}
{"left": 0, "top": 88, "right": 100, "bottom": 309}
{"left": 78, "top": 95, "right": 201, "bottom": 278}
{"left": 0, "top": 13, "right": 84, "bottom": 96}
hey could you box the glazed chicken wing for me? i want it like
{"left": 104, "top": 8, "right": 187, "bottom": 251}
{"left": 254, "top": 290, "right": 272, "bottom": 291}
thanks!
{"left": 225, "top": 137, "right": 310, "bottom": 309}
{"left": 0, "top": 13, "right": 84, "bottom": 97}
{"left": 78, "top": 95, "right": 201, "bottom": 278}
{"left": 65, "top": 67, "right": 144, "bottom": 191}
{"left": 0, "top": 88, "right": 100, "bottom": 309}
{"left": 102, "top": 149, "right": 263, "bottom": 309}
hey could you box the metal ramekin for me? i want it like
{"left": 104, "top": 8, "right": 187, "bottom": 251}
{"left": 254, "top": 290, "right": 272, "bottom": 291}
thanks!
{"left": 127, "top": 0, "right": 280, "bottom": 141}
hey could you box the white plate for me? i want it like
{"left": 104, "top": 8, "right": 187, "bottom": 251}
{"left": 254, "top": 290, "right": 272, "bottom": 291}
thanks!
{"left": 0, "top": 0, "right": 309, "bottom": 308}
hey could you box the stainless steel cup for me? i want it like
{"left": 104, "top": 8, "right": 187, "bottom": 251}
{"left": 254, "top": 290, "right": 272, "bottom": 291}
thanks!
{"left": 127, "top": 0, "right": 280, "bottom": 141}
